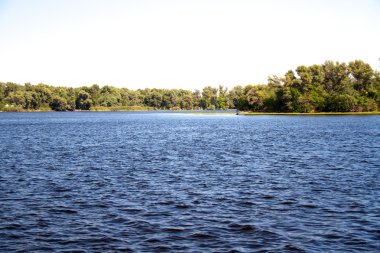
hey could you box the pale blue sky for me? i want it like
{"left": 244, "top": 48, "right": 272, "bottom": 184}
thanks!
{"left": 1, "top": 0, "right": 379, "bottom": 90}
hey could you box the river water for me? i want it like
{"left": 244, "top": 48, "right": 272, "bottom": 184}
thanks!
{"left": 0, "top": 112, "right": 379, "bottom": 252}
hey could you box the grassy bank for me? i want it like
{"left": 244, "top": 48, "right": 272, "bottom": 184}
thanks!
{"left": 90, "top": 106, "right": 155, "bottom": 111}
{"left": 0, "top": 107, "right": 52, "bottom": 112}
{"left": 238, "top": 111, "right": 380, "bottom": 116}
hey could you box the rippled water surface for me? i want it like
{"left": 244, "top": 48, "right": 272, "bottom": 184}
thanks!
{"left": 0, "top": 112, "right": 379, "bottom": 252}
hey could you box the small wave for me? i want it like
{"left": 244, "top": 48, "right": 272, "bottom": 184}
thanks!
{"left": 227, "top": 250, "right": 242, "bottom": 253}
{"left": 49, "top": 208, "right": 78, "bottom": 214}
{"left": 145, "top": 238, "right": 161, "bottom": 243}
{"left": 1, "top": 223, "right": 23, "bottom": 230}
{"left": 281, "top": 200, "right": 296, "bottom": 205}
{"left": 281, "top": 243, "right": 306, "bottom": 252}
{"left": 151, "top": 245, "right": 172, "bottom": 252}
{"left": 299, "top": 203, "right": 318, "bottom": 209}
{"left": 175, "top": 204, "right": 192, "bottom": 209}
{"left": 58, "top": 249, "right": 88, "bottom": 253}
{"left": 110, "top": 217, "right": 128, "bottom": 223}
{"left": 323, "top": 233, "right": 343, "bottom": 240}
{"left": 122, "top": 207, "right": 144, "bottom": 213}
{"left": 190, "top": 233, "right": 214, "bottom": 239}
{"left": 238, "top": 201, "right": 256, "bottom": 206}
{"left": 54, "top": 187, "right": 72, "bottom": 192}
{"left": 228, "top": 223, "right": 256, "bottom": 232}
{"left": 158, "top": 200, "right": 175, "bottom": 206}
{"left": 163, "top": 227, "right": 185, "bottom": 233}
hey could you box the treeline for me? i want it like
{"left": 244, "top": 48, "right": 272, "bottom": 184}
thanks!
{"left": 1, "top": 60, "right": 379, "bottom": 112}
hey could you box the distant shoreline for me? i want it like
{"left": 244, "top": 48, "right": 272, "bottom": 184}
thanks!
{"left": 0, "top": 108, "right": 236, "bottom": 113}
{"left": 2, "top": 60, "right": 380, "bottom": 113}
{"left": 1, "top": 109, "right": 380, "bottom": 115}
{"left": 238, "top": 111, "right": 380, "bottom": 116}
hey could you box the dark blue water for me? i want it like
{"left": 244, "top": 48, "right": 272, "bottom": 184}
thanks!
{"left": 0, "top": 112, "right": 379, "bottom": 252}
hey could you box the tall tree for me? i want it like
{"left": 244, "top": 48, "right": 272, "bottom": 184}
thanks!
{"left": 201, "top": 86, "right": 218, "bottom": 110}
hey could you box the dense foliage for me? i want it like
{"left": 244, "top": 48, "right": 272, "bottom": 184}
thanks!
{"left": 1, "top": 60, "right": 379, "bottom": 112}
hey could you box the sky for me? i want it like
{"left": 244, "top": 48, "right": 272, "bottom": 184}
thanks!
{"left": 0, "top": 0, "right": 379, "bottom": 90}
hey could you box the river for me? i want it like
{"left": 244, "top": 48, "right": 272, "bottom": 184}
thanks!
{"left": 0, "top": 112, "right": 379, "bottom": 252}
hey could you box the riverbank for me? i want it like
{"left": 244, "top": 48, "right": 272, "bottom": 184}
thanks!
{"left": 0, "top": 106, "right": 155, "bottom": 112}
{"left": 90, "top": 106, "right": 155, "bottom": 111}
{"left": 238, "top": 111, "right": 380, "bottom": 115}
{"left": 1, "top": 107, "right": 380, "bottom": 115}
{"left": 0, "top": 107, "right": 52, "bottom": 112}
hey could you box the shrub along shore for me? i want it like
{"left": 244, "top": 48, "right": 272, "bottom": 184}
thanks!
{"left": 1, "top": 60, "right": 379, "bottom": 113}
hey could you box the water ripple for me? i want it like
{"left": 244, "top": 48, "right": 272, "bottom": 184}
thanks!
{"left": 0, "top": 112, "right": 379, "bottom": 252}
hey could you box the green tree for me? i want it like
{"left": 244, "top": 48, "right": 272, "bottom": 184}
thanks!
{"left": 349, "top": 60, "right": 374, "bottom": 94}
{"left": 323, "top": 61, "right": 351, "bottom": 93}
{"left": 0, "top": 82, "right": 5, "bottom": 101}
{"left": 326, "top": 94, "right": 357, "bottom": 112}
{"left": 89, "top": 84, "right": 101, "bottom": 106}
{"left": 192, "top": 90, "right": 202, "bottom": 109}
{"left": 50, "top": 96, "right": 68, "bottom": 111}
{"left": 24, "top": 91, "right": 39, "bottom": 109}
{"left": 4, "top": 82, "right": 22, "bottom": 97}
{"left": 295, "top": 65, "right": 312, "bottom": 93}
{"left": 245, "top": 85, "right": 264, "bottom": 111}
{"left": 33, "top": 83, "right": 53, "bottom": 108}
{"left": 228, "top": 85, "right": 246, "bottom": 110}
{"left": 162, "top": 90, "right": 180, "bottom": 109}
{"left": 99, "top": 85, "right": 121, "bottom": 107}
{"left": 6, "top": 91, "right": 25, "bottom": 107}
{"left": 144, "top": 89, "right": 162, "bottom": 108}
{"left": 201, "top": 86, "right": 218, "bottom": 110}
{"left": 276, "top": 87, "right": 294, "bottom": 112}
{"left": 181, "top": 93, "right": 194, "bottom": 110}
{"left": 76, "top": 90, "right": 92, "bottom": 110}
{"left": 217, "top": 85, "right": 228, "bottom": 109}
